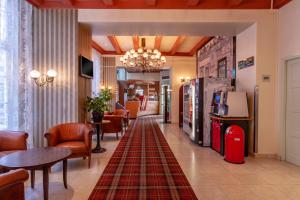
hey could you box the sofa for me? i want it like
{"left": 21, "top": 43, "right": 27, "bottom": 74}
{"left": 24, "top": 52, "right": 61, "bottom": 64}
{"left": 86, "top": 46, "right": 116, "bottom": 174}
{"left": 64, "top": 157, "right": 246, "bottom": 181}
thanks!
{"left": 45, "top": 123, "right": 93, "bottom": 168}
{"left": 0, "top": 169, "right": 29, "bottom": 200}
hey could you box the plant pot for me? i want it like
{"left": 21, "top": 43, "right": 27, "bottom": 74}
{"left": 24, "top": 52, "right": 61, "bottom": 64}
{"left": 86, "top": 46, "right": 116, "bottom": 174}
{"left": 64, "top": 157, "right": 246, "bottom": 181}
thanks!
{"left": 92, "top": 112, "right": 103, "bottom": 123}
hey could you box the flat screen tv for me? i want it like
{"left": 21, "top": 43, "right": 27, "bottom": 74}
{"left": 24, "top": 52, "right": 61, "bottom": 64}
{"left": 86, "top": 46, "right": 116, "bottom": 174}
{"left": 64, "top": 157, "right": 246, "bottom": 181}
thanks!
{"left": 80, "top": 55, "right": 93, "bottom": 79}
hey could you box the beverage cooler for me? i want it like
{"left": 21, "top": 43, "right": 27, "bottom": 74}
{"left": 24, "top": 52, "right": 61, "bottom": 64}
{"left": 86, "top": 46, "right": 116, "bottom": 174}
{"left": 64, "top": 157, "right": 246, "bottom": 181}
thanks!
{"left": 183, "top": 78, "right": 232, "bottom": 146}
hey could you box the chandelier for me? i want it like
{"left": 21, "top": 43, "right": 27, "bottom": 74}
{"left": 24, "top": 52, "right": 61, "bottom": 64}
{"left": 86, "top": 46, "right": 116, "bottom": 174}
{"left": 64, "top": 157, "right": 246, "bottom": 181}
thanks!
{"left": 120, "top": 38, "right": 166, "bottom": 72}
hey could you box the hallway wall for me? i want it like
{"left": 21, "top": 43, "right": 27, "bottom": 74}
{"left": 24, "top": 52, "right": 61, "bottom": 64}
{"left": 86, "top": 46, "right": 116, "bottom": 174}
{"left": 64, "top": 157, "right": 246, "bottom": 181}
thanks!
{"left": 277, "top": 0, "right": 300, "bottom": 159}
{"left": 236, "top": 24, "right": 257, "bottom": 154}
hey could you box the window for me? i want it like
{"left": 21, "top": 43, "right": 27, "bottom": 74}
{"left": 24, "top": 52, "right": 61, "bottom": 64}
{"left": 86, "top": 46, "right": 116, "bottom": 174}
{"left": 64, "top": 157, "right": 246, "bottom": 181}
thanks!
{"left": 0, "top": 0, "right": 9, "bottom": 129}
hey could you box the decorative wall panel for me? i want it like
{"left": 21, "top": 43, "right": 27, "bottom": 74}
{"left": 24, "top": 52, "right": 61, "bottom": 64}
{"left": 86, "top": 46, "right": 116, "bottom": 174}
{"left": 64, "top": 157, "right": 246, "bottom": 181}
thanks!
{"left": 101, "top": 57, "right": 117, "bottom": 110}
{"left": 78, "top": 23, "right": 92, "bottom": 122}
{"left": 197, "top": 37, "right": 235, "bottom": 79}
{"left": 32, "top": 9, "right": 78, "bottom": 147}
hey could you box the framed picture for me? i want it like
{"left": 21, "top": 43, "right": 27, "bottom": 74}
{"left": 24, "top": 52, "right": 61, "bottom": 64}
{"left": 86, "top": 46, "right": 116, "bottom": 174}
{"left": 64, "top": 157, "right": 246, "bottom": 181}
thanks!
{"left": 217, "top": 57, "right": 227, "bottom": 78}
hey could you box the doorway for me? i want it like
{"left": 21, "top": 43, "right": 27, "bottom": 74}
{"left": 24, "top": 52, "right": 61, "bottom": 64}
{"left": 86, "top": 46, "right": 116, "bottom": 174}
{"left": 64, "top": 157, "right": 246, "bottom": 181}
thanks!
{"left": 286, "top": 57, "right": 300, "bottom": 165}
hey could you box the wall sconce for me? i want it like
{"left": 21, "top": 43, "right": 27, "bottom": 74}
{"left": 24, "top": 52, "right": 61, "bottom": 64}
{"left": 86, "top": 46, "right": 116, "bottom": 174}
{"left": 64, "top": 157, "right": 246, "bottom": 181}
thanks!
{"left": 30, "top": 69, "right": 57, "bottom": 87}
{"left": 180, "top": 76, "right": 191, "bottom": 83}
{"left": 100, "top": 86, "right": 112, "bottom": 90}
{"left": 180, "top": 77, "right": 186, "bottom": 83}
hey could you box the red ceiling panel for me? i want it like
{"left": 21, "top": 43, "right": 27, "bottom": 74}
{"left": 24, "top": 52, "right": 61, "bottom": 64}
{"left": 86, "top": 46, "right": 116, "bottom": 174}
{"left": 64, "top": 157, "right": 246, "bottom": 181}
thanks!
{"left": 26, "top": 0, "right": 281, "bottom": 9}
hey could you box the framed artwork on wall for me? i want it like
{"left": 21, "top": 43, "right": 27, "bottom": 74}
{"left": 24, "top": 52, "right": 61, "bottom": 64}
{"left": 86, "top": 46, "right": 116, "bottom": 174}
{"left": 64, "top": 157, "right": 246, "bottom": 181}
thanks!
{"left": 217, "top": 57, "right": 227, "bottom": 78}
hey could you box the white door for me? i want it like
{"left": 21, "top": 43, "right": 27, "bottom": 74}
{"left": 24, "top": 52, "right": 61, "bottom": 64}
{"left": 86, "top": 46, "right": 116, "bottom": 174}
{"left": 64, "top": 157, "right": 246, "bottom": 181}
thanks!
{"left": 286, "top": 58, "right": 300, "bottom": 166}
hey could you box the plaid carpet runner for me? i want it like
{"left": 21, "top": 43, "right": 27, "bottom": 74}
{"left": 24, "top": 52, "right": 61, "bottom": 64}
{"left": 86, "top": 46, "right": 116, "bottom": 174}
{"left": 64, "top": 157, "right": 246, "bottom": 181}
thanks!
{"left": 89, "top": 117, "right": 198, "bottom": 200}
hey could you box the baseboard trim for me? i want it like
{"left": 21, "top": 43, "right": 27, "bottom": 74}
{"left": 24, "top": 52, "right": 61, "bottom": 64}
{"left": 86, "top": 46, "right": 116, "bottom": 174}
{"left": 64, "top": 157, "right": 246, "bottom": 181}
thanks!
{"left": 252, "top": 153, "right": 281, "bottom": 160}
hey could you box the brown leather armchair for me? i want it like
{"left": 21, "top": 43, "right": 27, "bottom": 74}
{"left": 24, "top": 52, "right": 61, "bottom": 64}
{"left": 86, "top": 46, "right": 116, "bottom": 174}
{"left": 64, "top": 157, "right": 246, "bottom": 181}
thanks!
{"left": 44, "top": 123, "right": 93, "bottom": 168}
{"left": 114, "top": 109, "right": 129, "bottom": 129}
{"left": 0, "top": 169, "right": 29, "bottom": 200}
{"left": 102, "top": 115, "right": 123, "bottom": 140}
{"left": 0, "top": 131, "right": 28, "bottom": 172}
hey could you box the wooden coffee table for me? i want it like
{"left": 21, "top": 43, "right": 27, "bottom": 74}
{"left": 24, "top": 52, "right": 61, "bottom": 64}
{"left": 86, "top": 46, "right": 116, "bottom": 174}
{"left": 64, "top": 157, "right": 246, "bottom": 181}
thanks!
{"left": 0, "top": 147, "right": 71, "bottom": 200}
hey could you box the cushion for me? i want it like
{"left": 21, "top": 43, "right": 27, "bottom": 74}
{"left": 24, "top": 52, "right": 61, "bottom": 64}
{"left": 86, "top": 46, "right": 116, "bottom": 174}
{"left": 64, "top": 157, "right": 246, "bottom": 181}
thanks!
{"left": 56, "top": 141, "right": 87, "bottom": 154}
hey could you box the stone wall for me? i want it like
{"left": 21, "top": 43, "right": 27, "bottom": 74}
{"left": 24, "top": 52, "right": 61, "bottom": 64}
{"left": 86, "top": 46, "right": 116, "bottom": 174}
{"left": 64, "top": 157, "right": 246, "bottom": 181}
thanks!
{"left": 197, "top": 37, "right": 235, "bottom": 79}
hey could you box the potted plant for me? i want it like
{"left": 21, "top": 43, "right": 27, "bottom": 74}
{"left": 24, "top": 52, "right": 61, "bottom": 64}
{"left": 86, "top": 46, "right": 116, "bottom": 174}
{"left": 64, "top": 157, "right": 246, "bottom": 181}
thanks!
{"left": 86, "top": 88, "right": 113, "bottom": 122}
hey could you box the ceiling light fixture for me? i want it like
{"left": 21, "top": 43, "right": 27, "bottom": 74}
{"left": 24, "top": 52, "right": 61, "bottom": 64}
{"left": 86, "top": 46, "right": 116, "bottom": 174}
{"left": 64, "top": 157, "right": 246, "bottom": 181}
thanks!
{"left": 120, "top": 38, "right": 166, "bottom": 73}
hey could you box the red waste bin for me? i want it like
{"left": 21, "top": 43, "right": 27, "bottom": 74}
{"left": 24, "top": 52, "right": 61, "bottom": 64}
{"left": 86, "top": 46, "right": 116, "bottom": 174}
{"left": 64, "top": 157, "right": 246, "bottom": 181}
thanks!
{"left": 224, "top": 125, "right": 245, "bottom": 164}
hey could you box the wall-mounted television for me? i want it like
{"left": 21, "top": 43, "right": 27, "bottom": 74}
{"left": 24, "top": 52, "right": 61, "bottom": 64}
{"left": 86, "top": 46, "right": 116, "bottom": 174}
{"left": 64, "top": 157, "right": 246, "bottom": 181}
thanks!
{"left": 80, "top": 55, "right": 93, "bottom": 79}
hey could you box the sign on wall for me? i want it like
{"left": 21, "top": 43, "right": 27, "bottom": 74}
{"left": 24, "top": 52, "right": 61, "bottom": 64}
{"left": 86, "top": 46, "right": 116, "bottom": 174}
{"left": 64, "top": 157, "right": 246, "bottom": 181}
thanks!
{"left": 238, "top": 56, "right": 255, "bottom": 70}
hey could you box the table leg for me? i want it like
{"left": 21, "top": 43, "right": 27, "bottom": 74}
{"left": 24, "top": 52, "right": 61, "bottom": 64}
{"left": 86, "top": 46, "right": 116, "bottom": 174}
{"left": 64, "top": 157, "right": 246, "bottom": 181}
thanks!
{"left": 63, "top": 159, "right": 68, "bottom": 189}
{"left": 43, "top": 167, "right": 49, "bottom": 200}
{"left": 92, "top": 124, "right": 106, "bottom": 153}
{"left": 31, "top": 170, "right": 35, "bottom": 189}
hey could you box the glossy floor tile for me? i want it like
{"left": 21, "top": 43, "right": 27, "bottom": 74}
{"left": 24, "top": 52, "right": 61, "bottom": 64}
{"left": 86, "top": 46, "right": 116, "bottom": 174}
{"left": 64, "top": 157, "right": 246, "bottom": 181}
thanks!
{"left": 25, "top": 121, "right": 300, "bottom": 200}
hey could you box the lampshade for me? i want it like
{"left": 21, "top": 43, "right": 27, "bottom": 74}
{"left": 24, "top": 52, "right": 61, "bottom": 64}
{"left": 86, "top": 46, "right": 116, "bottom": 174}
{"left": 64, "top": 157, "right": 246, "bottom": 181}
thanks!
{"left": 30, "top": 70, "right": 41, "bottom": 79}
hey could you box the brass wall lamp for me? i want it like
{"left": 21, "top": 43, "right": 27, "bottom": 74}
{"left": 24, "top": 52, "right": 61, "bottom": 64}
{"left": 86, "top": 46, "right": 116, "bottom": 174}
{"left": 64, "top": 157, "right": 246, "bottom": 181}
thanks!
{"left": 30, "top": 69, "right": 57, "bottom": 87}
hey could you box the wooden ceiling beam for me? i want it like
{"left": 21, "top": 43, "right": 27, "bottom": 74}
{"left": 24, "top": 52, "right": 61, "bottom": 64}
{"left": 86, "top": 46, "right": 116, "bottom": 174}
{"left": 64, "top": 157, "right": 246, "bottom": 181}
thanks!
{"left": 145, "top": 0, "right": 157, "bottom": 6}
{"left": 228, "top": 0, "right": 245, "bottom": 6}
{"left": 154, "top": 36, "right": 162, "bottom": 51}
{"left": 189, "top": 36, "right": 213, "bottom": 56}
{"left": 102, "top": 0, "right": 115, "bottom": 6}
{"left": 26, "top": 0, "right": 43, "bottom": 7}
{"left": 170, "top": 36, "right": 186, "bottom": 56}
{"left": 91, "top": 41, "right": 106, "bottom": 54}
{"left": 273, "top": 0, "right": 292, "bottom": 8}
{"left": 132, "top": 36, "right": 139, "bottom": 51}
{"left": 62, "top": 0, "right": 74, "bottom": 6}
{"left": 107, "top": 36, "right": 122, "bottom": 54}
{"left": 187, "top": 0, "right": 201, "bottom": 6}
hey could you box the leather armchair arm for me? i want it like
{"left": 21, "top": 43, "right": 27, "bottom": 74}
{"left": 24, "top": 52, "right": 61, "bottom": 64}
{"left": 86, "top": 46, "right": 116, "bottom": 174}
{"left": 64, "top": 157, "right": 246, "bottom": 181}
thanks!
{"left": 0, "top": 169, "right": 29, "bottom": 189}
{"left": 83, "top": 127, "right": 93, "bottom": 151}
{"left": 0, "top": 131, "right": 28, "bottom": 151}
{"left": 44, "top": 126, "right": 59, "bottom": 147}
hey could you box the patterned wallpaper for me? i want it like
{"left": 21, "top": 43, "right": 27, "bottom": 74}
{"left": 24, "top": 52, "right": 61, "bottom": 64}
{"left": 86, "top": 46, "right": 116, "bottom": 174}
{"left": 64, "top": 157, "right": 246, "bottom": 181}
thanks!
{"left": 32, "top": 9, "right": 78, "bottom": 147}
{"left": 197, "top": 37, "right": 235, "bottom": 79}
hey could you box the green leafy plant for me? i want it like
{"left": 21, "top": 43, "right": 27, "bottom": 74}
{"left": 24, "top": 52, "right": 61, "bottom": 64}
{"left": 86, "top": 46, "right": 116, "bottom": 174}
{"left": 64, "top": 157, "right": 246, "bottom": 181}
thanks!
{"left": 86, "top": 88, "right": 113, "bottom": 114}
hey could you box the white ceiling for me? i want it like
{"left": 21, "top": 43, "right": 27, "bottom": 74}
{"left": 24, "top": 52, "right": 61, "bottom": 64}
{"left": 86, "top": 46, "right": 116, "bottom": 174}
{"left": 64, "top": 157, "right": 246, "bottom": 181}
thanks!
{"left": 91, "top": 35, "right": 205, "bottom": 53}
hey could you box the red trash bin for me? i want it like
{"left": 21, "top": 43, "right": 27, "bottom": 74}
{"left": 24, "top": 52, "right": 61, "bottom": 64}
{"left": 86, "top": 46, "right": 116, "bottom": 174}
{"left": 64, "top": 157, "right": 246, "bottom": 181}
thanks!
{"left": 224, "top": 125, "right": 245, "bottom": 164}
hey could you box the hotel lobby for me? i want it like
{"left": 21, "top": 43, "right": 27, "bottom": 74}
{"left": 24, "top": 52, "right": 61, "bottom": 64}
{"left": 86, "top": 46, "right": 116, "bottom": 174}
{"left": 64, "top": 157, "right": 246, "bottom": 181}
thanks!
{"left": 1, "top": 0, "right": 300, "bottom": 199}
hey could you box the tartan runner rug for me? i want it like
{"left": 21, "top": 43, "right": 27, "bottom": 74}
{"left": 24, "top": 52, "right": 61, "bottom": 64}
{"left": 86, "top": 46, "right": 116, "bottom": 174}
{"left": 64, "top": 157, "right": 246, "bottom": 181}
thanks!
{"left": 89, "top": 117, "right": 198, "bottom": 200}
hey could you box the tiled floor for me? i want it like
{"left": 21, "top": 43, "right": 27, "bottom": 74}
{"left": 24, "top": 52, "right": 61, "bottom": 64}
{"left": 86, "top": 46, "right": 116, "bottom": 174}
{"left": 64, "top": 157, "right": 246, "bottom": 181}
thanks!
{"left": 25, "top": 121, "right": 300, "bottom": 200}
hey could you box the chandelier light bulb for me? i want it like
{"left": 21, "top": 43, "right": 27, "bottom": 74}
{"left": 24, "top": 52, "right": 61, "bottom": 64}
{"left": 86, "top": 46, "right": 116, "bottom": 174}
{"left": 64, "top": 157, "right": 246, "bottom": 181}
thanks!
{"left": 130, "top": 61, "right": 134, "bottom": 66}
{"left": 133, "top": 52, "right": 138, "bottom": 58}
{"left": 30, "top": 70, "right": 41, "bottom": 79}
{"left": 126, "top": 51, "right": 130, "bottom": 56}
{"left": 130, "top": 49, "right": 135, "bottom": 54}
{"left": 143, "top": 53, "right": 148, "bottom": 58}
{"left": 153, "top": 49, "right": 159, "bottom": 54}
{"left": 120, "top": 57, "right": 124, "bottom": 62}
{"left": 161, "top": 56, "right": 166, "bottom": 62}
{"left": 47, "top": 69, "right": 57, "bottom": 78}
{"left": 155, "top": 54, "right": 160, "bottom": 59}
{"left": 138, "top": 48, "right": 143, "bottom": 53}
{"left": 151, "top": 55, "right": 155, "bottom": 59}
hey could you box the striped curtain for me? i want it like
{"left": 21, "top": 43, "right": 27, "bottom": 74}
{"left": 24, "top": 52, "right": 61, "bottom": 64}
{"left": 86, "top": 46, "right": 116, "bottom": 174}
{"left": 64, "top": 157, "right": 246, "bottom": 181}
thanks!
{"left": 32, "top": 9, "right": 78, "bottom": 147}
{"left": 101, "top": 57, "right": 118, "bottom": 111}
